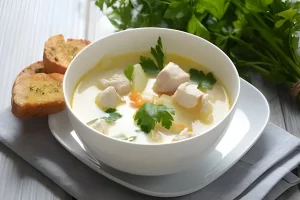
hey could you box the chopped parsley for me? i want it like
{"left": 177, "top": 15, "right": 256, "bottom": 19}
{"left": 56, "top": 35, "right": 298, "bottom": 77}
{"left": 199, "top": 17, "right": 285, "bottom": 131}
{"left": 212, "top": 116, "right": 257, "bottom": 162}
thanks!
{"left": 134, "top": 103, "right": 175, "bottom": 133}
{"left": 86, "top": 108, "right": 122, "bottom": 125}
{"left": 116, "top": 135, "right": 137, "bottom": 142}
{"left": 140, "top": 37, "right": 165, "bottom": 74}
{"left": 189, "top": 68, "right": 217, "bottom": 90}
{"left": 86, "top": 118, "right": 98, "bottom": 125}
{"left": 105, "top": 108, "right": 117, "bottom": 113}
{"left": 101, "top": 108, "right": 122, "bottom": 123}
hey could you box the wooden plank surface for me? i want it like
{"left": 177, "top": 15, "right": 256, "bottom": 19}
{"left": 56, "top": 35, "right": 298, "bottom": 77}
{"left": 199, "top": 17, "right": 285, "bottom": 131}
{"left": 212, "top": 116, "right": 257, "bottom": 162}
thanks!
{"left": 0, "top": 0, "right": 87, "bottom": 199}
{"left": 0, "top": 0, "right": 87, "bottom": 108}
{"left": 278, "top": 87, "right": 300, "bottom": 138}
{"left": 251, "top": 74, "right": 286, "bottom": 129}
{"left": 0, "top": 0, "right": 299, "bottom": 199}
{"left": 0, "top": 144, "right": 71, "bottom": 200}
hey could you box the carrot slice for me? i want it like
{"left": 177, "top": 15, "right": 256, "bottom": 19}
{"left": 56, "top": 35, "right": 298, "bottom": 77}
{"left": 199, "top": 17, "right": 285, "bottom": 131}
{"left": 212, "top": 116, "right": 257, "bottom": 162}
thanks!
{"left": 129, "top": 92, "right": 146, "bottom": 108}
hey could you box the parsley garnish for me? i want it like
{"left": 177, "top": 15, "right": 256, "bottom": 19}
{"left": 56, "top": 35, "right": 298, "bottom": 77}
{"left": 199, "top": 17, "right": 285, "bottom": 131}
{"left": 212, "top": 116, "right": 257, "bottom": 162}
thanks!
{"left": 189, "top": 69, "right": 217, "bottom": 90}
{"left": 101, "top": 108, "right": 122, "bottom": 123}
{"left": 87, "top": 109, "right": 122, "bottom": 125}
{"left": 134, "top": 103, "right": 175, "bottom": 133}
{"left": 140, "top": 37, "right": 165, "bottom": 74}
{"left": 117, "top": 135, "right": 137, "bottom": 142}
{"left": 105, "top": 108, "right": 117, "bottom": 113}
{"left": 102, "top": 112, "right": 122, "bottom": 123}
{"left": 124, "top": 64, "right": 134, "bottom": 80}
{"left": 86, "top": 118, "right": 98, "bottom": 125}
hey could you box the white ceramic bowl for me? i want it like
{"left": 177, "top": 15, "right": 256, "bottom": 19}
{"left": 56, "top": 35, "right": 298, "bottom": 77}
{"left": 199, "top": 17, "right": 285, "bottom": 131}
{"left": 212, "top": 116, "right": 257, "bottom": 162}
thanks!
{"left": 63, "top": 28, "right": 240, "bottom": 176}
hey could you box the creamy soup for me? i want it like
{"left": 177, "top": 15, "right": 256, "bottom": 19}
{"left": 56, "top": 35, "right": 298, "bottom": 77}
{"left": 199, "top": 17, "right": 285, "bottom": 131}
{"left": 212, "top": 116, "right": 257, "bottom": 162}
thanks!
{"left": 71, "top": 39, "right": 230, "bottom": 144}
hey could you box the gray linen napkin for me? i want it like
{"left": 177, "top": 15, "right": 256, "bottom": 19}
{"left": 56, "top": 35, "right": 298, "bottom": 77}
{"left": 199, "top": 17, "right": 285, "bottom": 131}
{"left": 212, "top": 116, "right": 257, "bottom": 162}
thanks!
{"left": 0, "top": 107, "right": 300, "bottom": 200}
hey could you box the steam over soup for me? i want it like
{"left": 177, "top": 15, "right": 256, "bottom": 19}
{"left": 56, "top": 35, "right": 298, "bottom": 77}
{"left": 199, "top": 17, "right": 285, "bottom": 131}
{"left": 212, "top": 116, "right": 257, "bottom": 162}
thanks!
{"left": 71, "top": 37, "right": 230, "bottom": 144}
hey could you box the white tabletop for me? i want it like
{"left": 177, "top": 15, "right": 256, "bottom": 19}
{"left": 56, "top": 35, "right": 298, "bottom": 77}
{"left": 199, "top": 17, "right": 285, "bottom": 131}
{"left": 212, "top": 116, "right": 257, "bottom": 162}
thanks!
{"left": 0, "top": 0, "right": 299, "bottom": 199}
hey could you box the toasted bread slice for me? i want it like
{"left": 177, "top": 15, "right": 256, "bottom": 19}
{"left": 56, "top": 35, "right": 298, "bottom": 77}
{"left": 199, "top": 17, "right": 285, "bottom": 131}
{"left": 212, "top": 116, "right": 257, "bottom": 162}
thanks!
{"left": 11, "top": 61, "right": 45, "bottom": 95}
{"left": 12, "top": 71, "right": 65, "bottom": 119}
{"left": 43, "top": 34, "right": 90, "bottom": 74}
{"left": 18, "top": 61, "right": 45, "bottom": 76}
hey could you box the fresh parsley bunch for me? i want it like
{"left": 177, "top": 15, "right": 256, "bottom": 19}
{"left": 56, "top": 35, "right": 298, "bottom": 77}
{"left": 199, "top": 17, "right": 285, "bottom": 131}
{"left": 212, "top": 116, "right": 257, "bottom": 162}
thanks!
{"left": 96, "top": 0, "right": 300, "bottom": 102}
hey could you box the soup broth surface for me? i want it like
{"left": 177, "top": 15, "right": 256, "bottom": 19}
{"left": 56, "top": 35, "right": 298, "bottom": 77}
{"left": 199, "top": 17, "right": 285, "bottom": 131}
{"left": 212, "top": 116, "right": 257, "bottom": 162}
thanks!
{"left": 72, "top": 52, "right": 230, "bottom": 144}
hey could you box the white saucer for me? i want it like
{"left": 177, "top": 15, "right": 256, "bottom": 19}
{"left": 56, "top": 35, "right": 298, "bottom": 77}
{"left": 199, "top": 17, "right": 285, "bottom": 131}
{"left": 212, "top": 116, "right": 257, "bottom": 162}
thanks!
{"left": 48, "top": 78, "right": 270, "bottom": 197}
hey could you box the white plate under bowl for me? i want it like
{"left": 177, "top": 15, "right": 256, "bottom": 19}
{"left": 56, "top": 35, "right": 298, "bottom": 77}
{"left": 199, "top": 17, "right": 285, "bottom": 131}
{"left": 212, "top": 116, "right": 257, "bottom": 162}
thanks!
{"left": 48, "top": 78, "right": 270, "bottom": 197}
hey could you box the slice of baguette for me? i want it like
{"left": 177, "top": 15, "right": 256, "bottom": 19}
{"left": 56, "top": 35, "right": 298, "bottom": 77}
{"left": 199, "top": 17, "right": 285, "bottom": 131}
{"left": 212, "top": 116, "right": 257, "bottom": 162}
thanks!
{"left": 43, "top": 34, "right": 91, "bottom": 74}
{"left": 11, "top": 61, "right": 45, "bottom": 95}
{"left": 11, "top": 64, "right": 65, "bottom": 119}
{"left": 18, "top": 61, "right": 45, "bottom": 76}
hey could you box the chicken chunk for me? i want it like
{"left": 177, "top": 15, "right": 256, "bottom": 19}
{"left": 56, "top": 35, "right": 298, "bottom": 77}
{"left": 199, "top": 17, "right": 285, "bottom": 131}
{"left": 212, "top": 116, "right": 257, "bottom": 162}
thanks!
{"left": 148, "top": 130, "right": 163, "bottom": 142}
{"left": 99, "top": 72, "right": 130, "bottom": 95}
{"left": 96, "top": 86, "right": 123, "bottom": 109}
{"left": 200, "top": 94, "right": 211, "bottom": 112}
{"left": 172, "top": 129, "right": 197, "bottom": 142}
{"left": 173, "top": 82, "right": 206, "bottom": 108}
{"left": 90, "top": 119, "right": 108, "bottom": 134}
{"left": 153, "top": 62, "right": 190, "bottom": 94}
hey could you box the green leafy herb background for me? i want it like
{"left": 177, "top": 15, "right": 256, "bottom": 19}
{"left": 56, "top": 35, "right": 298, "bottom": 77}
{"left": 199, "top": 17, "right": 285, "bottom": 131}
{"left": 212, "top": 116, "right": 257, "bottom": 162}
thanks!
{"left": 95, "top": 0, "right": 300, "bottom": 103}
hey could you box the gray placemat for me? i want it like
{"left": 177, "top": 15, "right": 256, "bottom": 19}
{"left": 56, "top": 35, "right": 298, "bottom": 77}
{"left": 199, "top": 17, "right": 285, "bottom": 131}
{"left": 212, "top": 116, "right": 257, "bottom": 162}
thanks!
{"left": 0, "top": 107, "right": 300, "bottom": 200}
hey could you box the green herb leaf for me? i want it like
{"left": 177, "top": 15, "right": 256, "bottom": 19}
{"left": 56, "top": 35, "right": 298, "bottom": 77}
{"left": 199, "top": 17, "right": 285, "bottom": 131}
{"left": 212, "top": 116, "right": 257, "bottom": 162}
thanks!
{"left": 102, "top": 112, "right": 122, "bottom": 123}
{"left": 233, "top": 9, "right": 247, "bottom": 31}
{"left": 124, "top": 64, "right": 134, "bottom": 80}
{"left": 265, "top": 69, "right": 287, "bottom": 84}
{"left": 116, "top": 134, "right": 137, "bottom": 142}
{"left": 140, "top": 37, "right": 165, "bottom": 74}
{"left": 275, "top": 19, "right": 287, "bottom": 28}
{"left": 163, "top": 1, "right": 192, "bottom": 30}
{"left": 151, "top": 37, "right": 165, "bottom": 70}
{"left": 96, "top": 0, "right": 300, "bottom": 103}
{"left": 105, "top": 108, "right": 117, "bottom": 113}
{"left": 100, "top": 109, "right": 122, "bottom": 123}
{"left": 275, "top": 8, "right": 297, "bottom": 28}
{"left": 189, "top": 69, "right": 217, "bottom": 90}
{"left": 196, "top": 0, "right": 231, "bottom": 20}
{"left": 87, "top": 109, "right": 122, "bottom": 124}
{"left": 127, "top": 136, "right": 136, "bottom": 141}
{"left": 187, "top": 14, "right": 211, "bottom": 40}
{"left": 245, "top": 0, "right": 273, "bottom": 12}
{"left": 214, "top": 33, "right": 229, "bottom": 50}
{"left": 277, "top": 8, "right": 297, "bottom": 20}
{"left": 86, "top": 118, "right": 98, "bottom": 125}
{"left": 95, "top": 0, "right": 104, "bottom": 10}
{"left": 140, "top": 56, "right": 161, "bottom": 74}
{"left": 134, "top": 103, "right": 175, "bottom": 133}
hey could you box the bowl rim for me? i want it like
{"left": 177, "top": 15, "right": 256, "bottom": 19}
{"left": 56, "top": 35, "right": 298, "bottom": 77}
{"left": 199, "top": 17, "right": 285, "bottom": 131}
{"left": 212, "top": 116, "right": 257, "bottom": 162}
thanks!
{"left": 63, "top": 27, "right": 241, "bottom": 147}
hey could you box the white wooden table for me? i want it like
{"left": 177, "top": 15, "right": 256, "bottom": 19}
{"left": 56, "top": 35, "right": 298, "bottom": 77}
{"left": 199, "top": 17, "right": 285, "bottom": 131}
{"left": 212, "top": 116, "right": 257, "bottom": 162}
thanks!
{"left": 0, "top": 0, "right": 300, "bottom": 199}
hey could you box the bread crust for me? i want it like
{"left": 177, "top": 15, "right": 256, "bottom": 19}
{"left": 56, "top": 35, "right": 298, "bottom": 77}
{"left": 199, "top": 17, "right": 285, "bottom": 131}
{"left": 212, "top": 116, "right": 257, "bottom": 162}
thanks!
{"left": 43, "top": 34, "right": 90, "bottom": 74}
{"left": 11, "top": 34, "right": 90, "bottom": 119}
{"left": 18, "top": 61, "right": 45, "bottom": 76}
{"left": 11, "top": 62, "right": 65, "bottom": 119}
{"left": 11, "top": 61, "right": 45, "bottom": 96}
